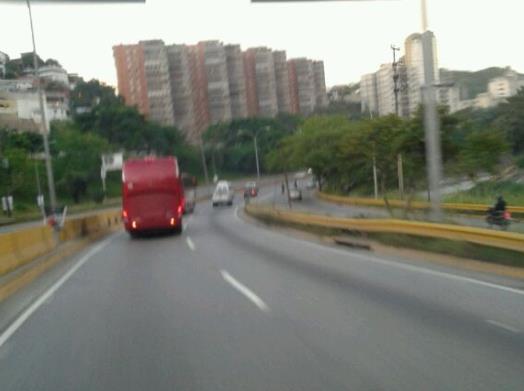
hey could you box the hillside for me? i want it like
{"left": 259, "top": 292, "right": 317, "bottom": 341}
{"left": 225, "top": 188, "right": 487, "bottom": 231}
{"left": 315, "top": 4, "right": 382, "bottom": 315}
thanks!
{"left": 440, "top": 66, "right": 523, "bottom": 100}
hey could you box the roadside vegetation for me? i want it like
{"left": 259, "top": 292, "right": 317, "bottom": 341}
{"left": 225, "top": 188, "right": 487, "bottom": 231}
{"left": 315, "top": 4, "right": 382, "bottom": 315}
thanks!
{"left": 2, "top": 77, "right": 524, "bottom": 223}
{"left": 444, "top": 181, "right": 524, "bottom": 205}
{"left": 0, "top": 79, "right": 301, "bottom": 221}
{"left": 266, "top": 89, "right": 524, "bottom": 206}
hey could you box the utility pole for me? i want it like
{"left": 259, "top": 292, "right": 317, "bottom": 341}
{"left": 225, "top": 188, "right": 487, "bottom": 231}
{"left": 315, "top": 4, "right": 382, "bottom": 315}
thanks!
{"left": 391, "top": 45, "right": 401, "bottom": 116}
{"left": 420, "top": 0, "right": 443, "bottom": 220}
{"left": 34, "top": 160, "right": 46, "bottom": 223}
{"left": 397, "top": 153, "right": 404, "bottom": 200}
{"left": 198, "top": 138, "right": 209, "bottom": 185}
{"left": 373, "top": 154, "right": 378, "bottom": 200}
{"left": 27, "top": 0, "right": 57, "bottom": 215}
{"left": 421, "top": 0, "right": 429, "bottom": 31}
{"left": 254, "top": 134, "right": 260, "bottom": 179}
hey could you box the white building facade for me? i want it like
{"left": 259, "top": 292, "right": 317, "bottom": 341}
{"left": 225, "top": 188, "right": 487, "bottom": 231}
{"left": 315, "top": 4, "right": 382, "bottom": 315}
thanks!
{"left": 404, "top": 31, "right": 439, "bottom": 114}
{"left": 38, "top": 65, "right": 69, "bottom": 86}
{"left": 360, "top": 73, "right": 378, "bottom": 117}
{"left": 0, "top": 51, "right": 8, "bottom": 78}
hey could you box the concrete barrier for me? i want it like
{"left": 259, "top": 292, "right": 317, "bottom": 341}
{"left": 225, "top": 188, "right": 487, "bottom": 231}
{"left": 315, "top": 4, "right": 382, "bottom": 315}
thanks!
{"left": 317, "top": 192, "right": 524, "bottom": 215}
{"left": 0, "top": 209, "right": 121, "bottom": 278}
{"left": 0, "top": 226, "right": 56, "bottom": 277}
{"left": 245, "top": 204, "right": 524, "bottom": 254}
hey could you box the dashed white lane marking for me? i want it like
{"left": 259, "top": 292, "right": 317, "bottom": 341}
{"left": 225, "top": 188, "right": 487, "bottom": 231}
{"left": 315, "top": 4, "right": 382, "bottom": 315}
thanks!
{"left": 221, "top": 270, "right": 269, "bottom": 312}
{"left": 234, "top": 206, "right": 242, "bottom": 222}
{"left": 0, "top": 234, "right": 116, "bottom": 348}
{"left": 186, "top": 236, "right": 196, "bottom": 251}
{"left": 486, "top": 319, "right": 520, "bottom": 333}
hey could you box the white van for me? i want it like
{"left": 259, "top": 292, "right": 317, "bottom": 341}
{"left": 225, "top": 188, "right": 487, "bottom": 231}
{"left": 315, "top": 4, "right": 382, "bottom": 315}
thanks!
{"left": 212, "top": 181, "right": 234, "bottom": 207}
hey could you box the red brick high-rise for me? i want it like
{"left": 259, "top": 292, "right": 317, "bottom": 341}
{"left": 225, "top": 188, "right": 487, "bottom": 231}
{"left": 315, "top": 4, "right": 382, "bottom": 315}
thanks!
{"left": 188, "top": 44, "right": 211, "bottom": 138}
{"left": 287, "top": 61, "right": 299, "bottom": 114}
{"left": 113, "top": 41, "right": 174, "bottom": 127}
{"left": 242, "top": 50, "right": 258, "bottom": 117}
{"left": 114, "top": 39, "right": 329, "bottom": 144}
{"left": 113, "top": 44, "right": 149, "bottom": 116}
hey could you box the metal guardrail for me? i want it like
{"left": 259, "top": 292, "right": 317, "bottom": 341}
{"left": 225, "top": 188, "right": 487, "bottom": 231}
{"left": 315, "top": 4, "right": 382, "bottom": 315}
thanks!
{"left": 245, "top": 204, "right": 524, "bottom": 253}
{"left": 317, "top": 192, "right": 524, "bottom": 215}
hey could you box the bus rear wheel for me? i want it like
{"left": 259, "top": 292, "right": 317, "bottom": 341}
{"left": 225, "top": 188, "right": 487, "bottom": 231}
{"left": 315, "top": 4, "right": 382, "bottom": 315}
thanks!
{"left": 172, "top": 224, "right": 183, "bottom": 235}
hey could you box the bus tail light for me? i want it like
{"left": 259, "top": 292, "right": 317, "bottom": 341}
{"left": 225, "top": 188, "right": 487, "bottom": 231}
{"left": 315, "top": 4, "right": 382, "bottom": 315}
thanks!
{"left": 170, "top": 217, "right": 176, "bottom": 226}
{"left": 131, "top": 220, "right": 137, "bottom": 229}
{"left": 177, "top": 205, "right": 183, "bottom": 216}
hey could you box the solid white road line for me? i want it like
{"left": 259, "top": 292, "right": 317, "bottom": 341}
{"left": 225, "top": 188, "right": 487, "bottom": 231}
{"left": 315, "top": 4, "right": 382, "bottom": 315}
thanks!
{"left": 486, "top": 319, "right": 520, "bottom": 333}
{"left": 0, "top": 235, "right": 116, "bottom": 348}
{"left": 221, "top": 270, "right": 269, "bottom": 312}
{"left": 186, "top": 237, "right": 196, "bottom": 251}
{"left": 231, "top": 207, "right": 524, "bottom": 297}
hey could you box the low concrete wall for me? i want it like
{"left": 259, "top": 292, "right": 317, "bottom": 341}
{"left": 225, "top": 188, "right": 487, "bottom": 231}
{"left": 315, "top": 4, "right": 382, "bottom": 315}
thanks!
{"left": 0, "top": 210, "right": 121, "bottom": 278}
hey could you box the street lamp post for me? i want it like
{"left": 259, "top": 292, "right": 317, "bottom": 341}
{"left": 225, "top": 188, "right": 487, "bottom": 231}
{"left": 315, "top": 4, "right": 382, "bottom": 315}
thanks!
{"left": 26, "top": 0, "right": 57, "bottom": 215}
{"left": 198, "top": 137, "right": 210, "bottom": 185}
{"left": 241, "top": 127, "right": 267, "bottom": 179}
{"left": 254, "top": 134, "right": 260, "bottom": 179}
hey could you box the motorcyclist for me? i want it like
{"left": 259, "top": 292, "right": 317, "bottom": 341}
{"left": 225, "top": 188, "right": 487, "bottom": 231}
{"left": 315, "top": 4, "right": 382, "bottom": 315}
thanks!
{"left": 487, "top": 195, "right": 510, "bottom": 228}
{"left": 494, "top": 195, "right": 507, "bottom": 213}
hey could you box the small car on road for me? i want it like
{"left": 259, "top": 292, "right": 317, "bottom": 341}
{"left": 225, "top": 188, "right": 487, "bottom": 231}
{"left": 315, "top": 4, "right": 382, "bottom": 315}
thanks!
{"left": 243, "top": 182, "right": 259, "bottom": 199}
{"left": 289, "top": 188, "right": 302, "bottom": 201}
{"left": 212, "top": 181, "right": 234, "bottom": 207}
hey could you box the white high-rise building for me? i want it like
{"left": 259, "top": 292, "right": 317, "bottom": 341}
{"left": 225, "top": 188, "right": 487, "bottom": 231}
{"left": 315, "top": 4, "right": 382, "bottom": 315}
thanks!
{"left": 360, "top": 73, "right": 378, "bottom": 117}
{"left": 437, "top": 85, "right": 460, "bottom": 113}
{"left": 0, "top": 51, "right": 8, "bottom": 79}
{"left": 404, "top": 31, "right": 439, "bottom": 114}
{"left": 376, "top": 64, "right": 396, "bottom": 117}
{"left": 488, "top": 70, "right": 522, "bottom": 99}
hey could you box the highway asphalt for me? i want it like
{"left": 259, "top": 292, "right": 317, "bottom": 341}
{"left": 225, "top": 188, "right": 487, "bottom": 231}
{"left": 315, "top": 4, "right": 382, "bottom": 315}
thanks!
{"left": 1, "top": 189, "right": 524, "bottom": 390}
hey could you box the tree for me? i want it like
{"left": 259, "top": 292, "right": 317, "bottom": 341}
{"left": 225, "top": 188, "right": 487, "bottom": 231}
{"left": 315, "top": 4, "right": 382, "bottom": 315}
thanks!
{"left": 51, "top": 122, "right": 110, "bottom": 203}
{"left": 0, "top": 129, "right": 40, "bottom": 205}
{"left": 495, "top": 88, "right": 524, "bottom": 153}
{"left": 44, "top": 59, "right": 61, "bottom": 67}
{"left": 459, "top": 130, "right": 508, "bottom": 178}
{"left": 70, "top": 79, "right": 122, "bottom": 113}
{"left": 204, "top": 115, "right": 302, "bottom": 175}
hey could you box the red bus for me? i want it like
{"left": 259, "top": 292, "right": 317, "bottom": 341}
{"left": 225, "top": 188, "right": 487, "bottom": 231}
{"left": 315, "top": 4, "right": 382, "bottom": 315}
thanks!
{"left": 122, "top": 156, "right": 184, "bottom": 236}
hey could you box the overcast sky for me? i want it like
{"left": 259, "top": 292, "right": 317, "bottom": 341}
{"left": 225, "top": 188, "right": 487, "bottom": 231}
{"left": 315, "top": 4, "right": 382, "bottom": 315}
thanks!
{"left": 1, "top": 0, "right": 523, "bottom": 88}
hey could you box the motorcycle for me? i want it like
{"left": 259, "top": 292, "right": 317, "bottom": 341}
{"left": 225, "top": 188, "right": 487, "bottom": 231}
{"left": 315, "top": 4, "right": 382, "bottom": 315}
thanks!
{"left": 486, "top": 208, "right": 511, "bottom": 230}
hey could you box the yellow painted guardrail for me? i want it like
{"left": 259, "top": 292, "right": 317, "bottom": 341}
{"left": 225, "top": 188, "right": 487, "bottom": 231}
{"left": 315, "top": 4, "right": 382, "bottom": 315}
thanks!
{"left": 0, "top": 209, "right": 121, "bottom": 277}
{"left": 245, "top": 204, "right": 524, "bottom": 253}
{"left": 317, "top": 192, "right": 524, "bottom": 215}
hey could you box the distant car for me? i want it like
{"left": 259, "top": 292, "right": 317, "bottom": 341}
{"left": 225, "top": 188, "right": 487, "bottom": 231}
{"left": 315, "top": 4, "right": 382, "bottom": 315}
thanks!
{"left": 243, "top": 182, "right": 258, "bottom": 199}
{"left": 289, "top": 188, "right": 302, "bottom": 201}
{"left": 212, "top": 181, "right": 234, "bottom": 207}
{"left": 305, "top": 178, "right": 317, "bottom": 190}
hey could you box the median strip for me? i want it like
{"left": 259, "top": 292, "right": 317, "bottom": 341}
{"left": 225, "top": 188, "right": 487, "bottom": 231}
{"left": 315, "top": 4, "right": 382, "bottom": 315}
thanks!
{"left": 244, "top": 204, "right": 524, "bottom": 276}
{"left": 317, "top": 191, "right": 524, "bottom": 216}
